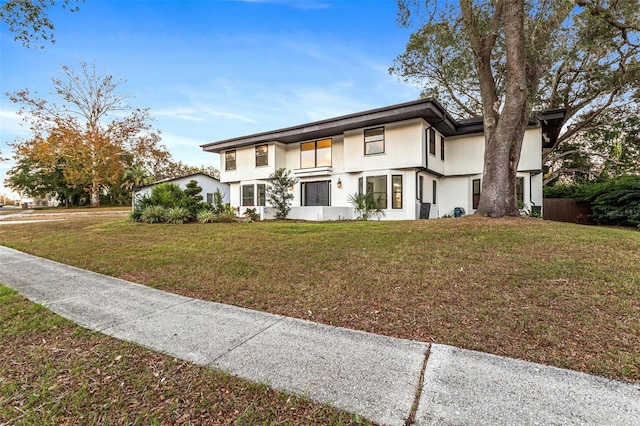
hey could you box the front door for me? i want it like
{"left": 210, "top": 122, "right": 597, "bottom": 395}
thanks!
{"left": 303, "top": 181, "right": 330, "bottom": 206}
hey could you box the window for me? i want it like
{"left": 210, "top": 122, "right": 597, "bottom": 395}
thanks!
{"left": 257, "top": 184, "right": 266, "bottom": 206}
{"left": 472, "top": 179, "right": 481, "bottom": 209}
{"left": 242, "top": 184, "right": 254, "bottom": 206}
{"left": 418, "top": 175, "right": 424, "bottom": 202}
{"left": 440, "top": 135, "right": 445, "bottom": 161}
{"left": 432, "top": 180, "right": 437, "bottom": 205}
{"left": 364, "top": 127, "right": 384, "bottom": 155}
{"left": 366, "top": 175, "right": 387, "bottom": 209}
{"left": 392, "top": 175, "right": 402, "bottom": 209}
{"left": 206, "top": 193, "right": 213, "bottom": 204}
{"left": 358, "top": 177, "right": 363, "bottom": 194}
{"left": 301, "top": 139, "right": 332, "bottom": 168}
{"left": 516, "top": 177, "right": 524, "bottom": 204}
{"left": 255, "top": 145, "right": 268, "bottom": 167}
{"left": 225, "top": 150, "right": 236, "bottom": 171}
{"left": 429, "top": 128, "right": 436, "bottom": 156}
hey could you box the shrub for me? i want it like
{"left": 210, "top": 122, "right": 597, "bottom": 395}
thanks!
{"left": 141, "top": 205, "right": 167, "bottom": 223}
{"left": 148, "top": 183, "right": 185, "bottom": 208}
{"left": 348, "top": 192, "right": 385, "bottom": 220}
{"left": 197, "top": 209, "right": 217, "bottom": 223}
{"left": 165, "top": 207, "right": 191, "bottom": 224}
{"left": 217, "top": 204, "right": 238, "bottom": 223}
{"left": 580, "top": 176, "right": 640, "bottom": 227}
{"left": 243, "top": 207, "right": 260, "bottom": 223}
{"left": 128, "top": 208, "right": 143, "bottom": 222}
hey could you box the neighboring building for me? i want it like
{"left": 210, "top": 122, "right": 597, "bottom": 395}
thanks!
{"left": 134, "top": 173, "right": 230, "bottom": 206}
{"left": 201, "top": 99, "right": 564, "bottom": 220}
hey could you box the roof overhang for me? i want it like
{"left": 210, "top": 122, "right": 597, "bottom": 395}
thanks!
{"left": 201, "top": 98, "right": 458, "bottom": 153}
{"left": 201, "top": 99, "right": 567, "bottom": 153}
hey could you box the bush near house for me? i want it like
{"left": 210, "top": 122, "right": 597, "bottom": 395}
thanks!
{"left": 130, "top": 184, "right": 237, "bottom": 224}
{"left": 544, "top": 175, "right": 640, "bottom": 228}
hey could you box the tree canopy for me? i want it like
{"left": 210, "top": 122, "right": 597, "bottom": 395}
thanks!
{"left": 392, "top": 0, "right": 640, "bottom": 209}
{"left": 0, "top": 0, "right": 81, "bottom": 48}
{"left": 6, "top": 61, "right": 171, "bottom": 206}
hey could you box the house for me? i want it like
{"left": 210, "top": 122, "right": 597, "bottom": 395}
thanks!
{"left": 201, "top": 99, "right": 564, "bottom": 220}
{"left": 134, "top": 173, "right": 230, "bottom": 206}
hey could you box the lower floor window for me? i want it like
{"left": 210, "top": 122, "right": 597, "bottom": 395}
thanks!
{"left": 472, "top": 179, "right": 481, "bottom": 209}
{"left": 242, "top": 183, "right": 267, "bottom": 207}
{"left": 366, "top": 175, "right": 387, "bottom": 209}
{"left": 516, "top": 177, "right": 524, "bottom": 204}
{"left": 242, "top": 184, "right": 254, "bottom": 206}
{"left": 392, "top": 175, "right": 402, "bottom": 209}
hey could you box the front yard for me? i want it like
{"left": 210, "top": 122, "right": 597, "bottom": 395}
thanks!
{"left": 1, "top": 216, "right": 638, "bottom": 383}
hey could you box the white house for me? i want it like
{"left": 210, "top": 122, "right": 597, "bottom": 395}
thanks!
{"left": 201, "top": 99, "right": 564, "bottom": 220}
{"left": 134, "top": 173, "right": 230, "bottom": 206}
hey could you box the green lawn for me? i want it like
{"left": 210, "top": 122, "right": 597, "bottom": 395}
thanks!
{"left": 1, "top": 216, "right": 638, "bottom": 383}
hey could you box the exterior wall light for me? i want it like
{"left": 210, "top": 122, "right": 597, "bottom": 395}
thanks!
{"left": 337, "top": 178, "right": 342, "bottom": 189}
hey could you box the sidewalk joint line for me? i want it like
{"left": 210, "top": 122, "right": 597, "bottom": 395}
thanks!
{"left": 210, "top": 316, "right": 286, "bottom": 363}
{"left": 404, "top": 344, "right": 431, "bottom": 426}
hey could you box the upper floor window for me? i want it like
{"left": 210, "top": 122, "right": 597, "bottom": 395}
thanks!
{"left": 364, "top": 127, "right": 384, "bottom": 155}
{"left": 225, "top": 150, "right": 236, "bottom": 171}
{"left": 440, "top": 135, "right": 445, "bottom": 161}
{"left": 429, "top": 128, "right": 436, "bottom": 156}
{"left": 301, "top": 138, "right": 332, "bottom": 168}
{"left": 255, "top": 145, "right": 268, "bottom": 167}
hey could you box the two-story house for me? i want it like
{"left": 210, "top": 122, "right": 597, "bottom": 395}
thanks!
{"left": 201, "top": 98, "right": 564, "bottom": 220}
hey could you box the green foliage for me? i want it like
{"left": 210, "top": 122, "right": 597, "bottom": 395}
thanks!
{"left": 196, "top": 209, "right": 217, "bottom": 224}
{"left": 266, "top": 168, "right": 298, "bottom": 220}
{"left": 140, "top": 205, "right": 167, "bottom": 224}
{"left": 0, "top": 0, "right": 81, "bottom": 48}
{"left": 182, "top": 179, "right": 207, "bottom": 218}
{"left": 216, "top": 204, "right": 238, "bottom": 223}
{"left": 579, "top": 176, "right": 640, "bottom": 227}
{"left": 243, "top": 208, "right": 260, "bottom": 223}
{"left": 210, "top": 189, "right": 226, "bottom": 214}
{"left": 147, "top": 183, "right": 185, "bottom": 208}
{"left": 128, "top": 208, "right": 143, "bottom": 222}
{"left": 348, "top": 192, "right": 385, "bottom": 221}
{"left": 165, "top": 207, "right": 191, "bottom": 225}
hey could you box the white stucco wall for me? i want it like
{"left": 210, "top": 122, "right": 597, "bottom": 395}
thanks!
{"left": 343, "top": 119, "right": 423, "bottom": 173}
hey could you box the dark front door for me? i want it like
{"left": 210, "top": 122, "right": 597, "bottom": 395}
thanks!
{"left": 304, "top": 181, "right": 330, "bottom": 206}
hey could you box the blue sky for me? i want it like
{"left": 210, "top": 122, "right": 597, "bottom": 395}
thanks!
{"left": 0, "top": 0, "right": 421, "bottom": 198}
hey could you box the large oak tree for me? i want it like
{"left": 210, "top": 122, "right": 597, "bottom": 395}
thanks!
{"left": 393, "top": 0, "right": 640, "bottom": 217}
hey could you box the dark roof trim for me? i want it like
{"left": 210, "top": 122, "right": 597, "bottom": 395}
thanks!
{"left": 201, "top": 99, "right": 566, "bottom": 153}
{"left": 202, "top": 98, "right": 458, "bottom": 153}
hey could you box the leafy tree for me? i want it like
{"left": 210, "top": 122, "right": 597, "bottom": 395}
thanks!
{"left": 393, "top": 0, "right": 640, "bottom": 217}
{"left": 0, "top": 0, "right": 81, "bottom": 48}
{"left": 182, "top": 179, "right": 207, "bottom": 217}
{"left": 146, "top": 183, "right": 185, "bottom": 209}
{"left": 546, "top": 107, "right": 640, "bottom": 184}
{"left": 266, "top": 168, "right": 298, "bottom": 220}
{"left": 7, "top": 61, "right": 169, "bottom": 207}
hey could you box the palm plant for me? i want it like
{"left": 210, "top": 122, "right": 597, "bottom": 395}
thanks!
{"left": 348, "top": 192, "right": 385, "bottom": 220}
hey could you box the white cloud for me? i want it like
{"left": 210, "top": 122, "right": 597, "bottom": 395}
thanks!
{"left": 154, "top": 108, "right": 205, "bottom": 122}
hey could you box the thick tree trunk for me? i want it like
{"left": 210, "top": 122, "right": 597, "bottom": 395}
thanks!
{"left": 90, "top": 182, "right": 100, "bottom": 207}
{"left": 476, "top": 0, "right": 528, "bottom": 218}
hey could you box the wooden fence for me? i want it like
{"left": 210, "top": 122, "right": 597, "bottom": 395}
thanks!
{"left": 543, "top": 198, "right": 594, "bottom": 224}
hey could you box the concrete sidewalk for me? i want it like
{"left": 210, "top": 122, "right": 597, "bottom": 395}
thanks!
{"left": 1, "top": 245, "right": 638, "bottom": 425}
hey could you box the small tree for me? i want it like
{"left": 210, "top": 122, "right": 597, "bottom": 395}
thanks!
{"left": 266, "top": 168, "right": 298, "bottom": 220}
